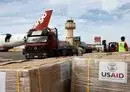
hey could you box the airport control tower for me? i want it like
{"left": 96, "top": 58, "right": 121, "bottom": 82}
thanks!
{"left": 65, "top": 19, "right": 76, "bottom": 46}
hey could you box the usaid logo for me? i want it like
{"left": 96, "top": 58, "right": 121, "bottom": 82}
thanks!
{"left": 99, "top": 61, "right": 127, "bottom": 83}
{"left": 107, "top": 63, "right": 117, "bottom": 72}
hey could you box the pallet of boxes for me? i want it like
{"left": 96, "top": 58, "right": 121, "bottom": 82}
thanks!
{"left": 0, "top": 57, "right": 71, "bottom": 92}
{"left": 71, "top": 52, "right": 130, "bottom": 92}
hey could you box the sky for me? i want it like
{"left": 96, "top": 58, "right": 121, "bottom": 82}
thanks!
{"left": 0, "top": 0, "right": 130, "bottom": 45}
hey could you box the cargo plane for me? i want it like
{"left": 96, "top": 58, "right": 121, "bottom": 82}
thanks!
{"left": 0, "top": 10, "right": 53, "bottom": 51}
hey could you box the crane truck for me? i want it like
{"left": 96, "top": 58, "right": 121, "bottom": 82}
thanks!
{"left": 23, "top": 28, "right": 76, "bottom": 59}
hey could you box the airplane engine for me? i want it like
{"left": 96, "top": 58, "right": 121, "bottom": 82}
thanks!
{"left": 5, "top": 34, "right": 12, "bottom": 42}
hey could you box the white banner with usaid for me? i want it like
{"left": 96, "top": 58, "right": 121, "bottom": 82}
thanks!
{"left": 99, "top": 61, "right": 127, "bottom": 83}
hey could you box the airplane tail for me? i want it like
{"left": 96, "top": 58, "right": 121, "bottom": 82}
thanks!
{"left": 32, "top": 10, "right": 53, "bottom": 30}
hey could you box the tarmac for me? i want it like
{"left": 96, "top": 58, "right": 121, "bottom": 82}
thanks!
{"left": 0, "top": 51, "right": 25, "bottom": 60}
{"left": 0, "top": 51, "right": 103, "bottom": 61}
{"left": 0, "top": 51, "right": 74, "bottom": 61}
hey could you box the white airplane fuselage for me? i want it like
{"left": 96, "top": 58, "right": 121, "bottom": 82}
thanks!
{"left": 0, "top": 34, "right": 25, "bottom": 51}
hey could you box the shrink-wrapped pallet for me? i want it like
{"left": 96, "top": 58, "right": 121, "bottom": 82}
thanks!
{"left": 0, "top": 57, "right": 71, "bottom": 92}
{"left": 84, "top": 52, "right": 130, "bottom": 60}
{"left": 101, "top": 52, "right": 130, "bottom": 60}
{"left": 71, "top": 56, "right": 130, "bottom": 92}
{"left": 83, "top": 53, "right": 109, "bottom": 59}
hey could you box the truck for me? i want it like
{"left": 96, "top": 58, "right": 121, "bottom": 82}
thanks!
{"left": 23, "top": 28, "right": 76, "bottom": 59}
{"left": 79, "top": 42, "right": 93, "bottom": 53}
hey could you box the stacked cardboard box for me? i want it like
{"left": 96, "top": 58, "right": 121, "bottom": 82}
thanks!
{"left": 71, "top": 53, "right": 130, "bottom": 92}
{"left": 101, "top": 52, "right": 130, "bottom": 60}
{"left": 83, "top": 53, "right": 109, "bottom": 59}
{"left": 0, "top": 57, "right": 71, "bottom": 92}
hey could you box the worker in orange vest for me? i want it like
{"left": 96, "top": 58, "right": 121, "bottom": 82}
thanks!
{"left": 118, "top": 36, "right": 128, "bottom": 52}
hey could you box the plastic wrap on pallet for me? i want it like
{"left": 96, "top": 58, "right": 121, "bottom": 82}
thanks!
{"left": 83, "top": 53, "right": 111, "bottom": 59}
{"left": 0, "top": 58, "right": 71, "bottom": 92}
{"left": 71, "top": 57, "right": 130, "bottom": 92}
